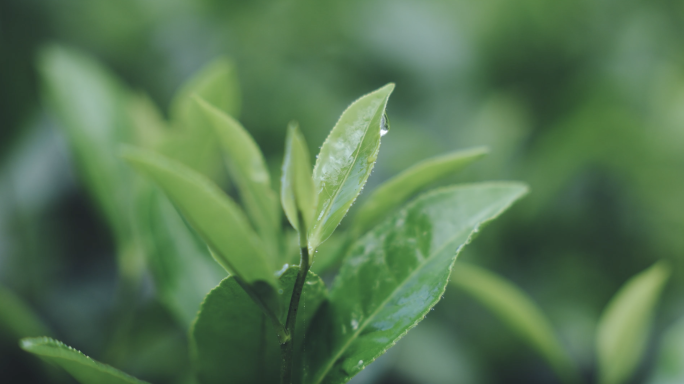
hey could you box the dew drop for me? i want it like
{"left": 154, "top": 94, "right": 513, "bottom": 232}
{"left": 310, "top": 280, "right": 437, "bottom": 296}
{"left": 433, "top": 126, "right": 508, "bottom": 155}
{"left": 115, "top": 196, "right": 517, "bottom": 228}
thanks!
{"left": 380, "top": 112, "right": 390, "bottom": 137}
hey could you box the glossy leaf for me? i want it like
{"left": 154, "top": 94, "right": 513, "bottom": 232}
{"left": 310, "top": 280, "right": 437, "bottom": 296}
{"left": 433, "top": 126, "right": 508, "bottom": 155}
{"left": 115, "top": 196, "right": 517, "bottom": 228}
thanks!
{"left": 0, "top": 287, "right": 50, "bottom": 338}
{"left": 282, "top": 122, "right": 316, "bottom": 235}
{"left": 353, "top": 147, "right": 489, "bottom": 234}
{"left": 121, "top": 147, "right": 275, "bottom": 286}
{"left": 451, "top": 263, "right": 578, "bottom": 384}
{"left": 135, "top": 186, "right": 226, "bottom": 327}
{"left": 38, "top": 45, "right": 143, "bottom": 280}
{"left": 309, "top": 84, "right": 395, "bottom": 251}
{"left": 650, "top": 313, "right": 684, "bottom": 384}
{"left": 304, "top": 182, "right": 528, "bottom": 384}
{"left": 597, "top": 262, "right": 670, "bottom": 384}
{"left": 193, "top": 96, "right": 280, "bottom": 260}
{"left": 191, "top": 267, "right": 327, "bottom": 384}
{"left": 160, "top": 58, "right": 241, "bottom": 182}
{"left": 21, "top": 337, "right": 149, "bottom": 384}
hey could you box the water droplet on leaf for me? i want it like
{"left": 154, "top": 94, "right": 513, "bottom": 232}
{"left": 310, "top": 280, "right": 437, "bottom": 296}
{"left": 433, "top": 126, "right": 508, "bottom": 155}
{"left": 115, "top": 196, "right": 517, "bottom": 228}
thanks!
{"left": 380, "top": 112, "right": 390, "bottom": 137}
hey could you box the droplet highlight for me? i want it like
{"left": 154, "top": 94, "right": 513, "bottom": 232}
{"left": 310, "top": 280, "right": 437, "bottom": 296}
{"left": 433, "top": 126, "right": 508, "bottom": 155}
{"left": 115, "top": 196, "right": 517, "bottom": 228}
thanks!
{"left": 380, "top": 112, "right": 390, "bottom": 137}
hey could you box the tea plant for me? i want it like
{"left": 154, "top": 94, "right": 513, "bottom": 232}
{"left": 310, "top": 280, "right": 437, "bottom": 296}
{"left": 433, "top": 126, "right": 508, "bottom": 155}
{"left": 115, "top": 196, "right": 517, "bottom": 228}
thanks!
{"left": 1, "top": 44, "right": 679, "bottom": 384}
{"left": 17, "top": 46, "right": 530, "bottom": 384}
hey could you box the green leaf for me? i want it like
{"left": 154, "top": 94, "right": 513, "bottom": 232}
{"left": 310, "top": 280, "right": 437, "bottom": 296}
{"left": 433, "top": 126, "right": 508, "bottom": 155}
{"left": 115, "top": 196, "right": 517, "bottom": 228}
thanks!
{"left": 304, "top": 182, "right": 528, "bottom": 384}
{"left": 193, "top": 96, "right": 280, "bottom": 261}
{"left": 650, "top": 313, "right": 684, "bottom": 384}
{"left": 281, "top": 122, "right": 316, "bottom": 236}
{"left": 0, "top": 286, "right": 51, "bottom": 339}
{"left": 597, "top": 261, "right": 670, "bottom": 384}
{"left": 310, "top": 233, "right": 348, "bottom": 275}
{"left": 38, "top": 45, "right": 144, "bottom": 281}
{"left": 450, "top": 263, "right": 578, "bottom": 384}
{"left": 21, "top": 337, "right": 150, "bottom": 384}
{"left": 170, "top": 57, "right": 241, "bottom": 124}
{"left": 135, "top": 187, "right": 226, "bottom": 328}
{"left": 121, "top": 147, "right": 275, "bottom": 287}
{"left": 309, "top": 84, "right": 395, "bottom": 251}
{"left": 191, "top": 267, "right": 327, "bottom": 384}
{"left": 160, "top": 58, "right": 241, "bottom": 182}
{"left": 353, "top": 147, "right": 489, "bottom": 234}
{"left": 126, "top": 92, "right": 166, "bottom": 149}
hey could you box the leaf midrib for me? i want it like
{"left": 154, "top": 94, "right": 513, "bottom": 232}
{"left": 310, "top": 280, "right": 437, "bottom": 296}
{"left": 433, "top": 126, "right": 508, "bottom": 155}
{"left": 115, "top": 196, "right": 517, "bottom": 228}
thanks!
{"left": 312, "top": 108, "right": 380, "bottom": 244}
{"left": 311, "top": 204, "right": 496, "bottom": 384}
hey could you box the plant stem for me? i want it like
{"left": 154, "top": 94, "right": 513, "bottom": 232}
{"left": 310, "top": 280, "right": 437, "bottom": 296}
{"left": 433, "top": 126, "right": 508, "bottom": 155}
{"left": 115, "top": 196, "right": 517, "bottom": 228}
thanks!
{"left": 281, "top": 244, "right": 310, "bottom": 384}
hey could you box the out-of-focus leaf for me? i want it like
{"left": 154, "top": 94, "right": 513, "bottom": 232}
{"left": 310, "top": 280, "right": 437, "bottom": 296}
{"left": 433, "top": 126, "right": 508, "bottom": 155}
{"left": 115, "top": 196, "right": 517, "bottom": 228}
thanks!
{"left": 354, "top": 147, "right": 489, "bottom": 234}
{"left": 304, "top": 183, "right": 528, "bottom": 384}
{"left": 310, "top": 233, "right": 348, "bottom": 275}
{"left": 650, "top": 313, "right": 684, "bottom": 384}
{"left": 451, "top": 263, "right": 578, "bottom": 384}
{"left": 160, "top": 58, "right": 241, "bottom": 182}
{"left": 0, "top": 287, "right": 50, "bottom": 338}
{"left": 21, "top": 337, "right": 150, "bottom": 384}
{"left": 597, "top": 262, "right": 670, "bottom": 384}
{"left": 121, "top": 147, "right": 275, "bottom": 286}
{"left": 191, "top": 267, "right": 327, "bottom": 384}
{"left": 126, "top": 92, "right": 166, "bottom": 149}
{"left": 135, "top": 186, "right": 226, "bottom": 328}
{"left": 309, "top": 84, "right": 395, "bottom": 251}
{"left": 38, "top": 45, "right": 144, "bottom": 280}
{"left": 170, "top": 58, "right": 241, "bottom": 124}
{"left": 281, "top": 122, "right": 316, "bottom": 236}
{"left": 193, "top": 97, "right": 280, "bottom": 261}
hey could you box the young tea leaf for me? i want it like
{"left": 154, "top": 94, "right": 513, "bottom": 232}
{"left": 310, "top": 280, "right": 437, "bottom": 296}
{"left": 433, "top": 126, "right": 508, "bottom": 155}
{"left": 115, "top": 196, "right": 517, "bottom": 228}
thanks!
{"left": 451, "top": 263, "right": 578, "bottom": 384}
{"left": 309, "top": 84, "right": 395, "bottom": 252}
{"left": 597, "top": 261, "right": 670, "bottom": 384}
{"left": 161, "top": 58, "right": 241, "bottom": 182}
{"left": 191, "top": 267, "right": 327, "bottom": 384}
{"left": 126, "top": 92, "right": 166, "bottom": 149}
{"left": 304, "top": 182, "right": 528, "bottom": 384}
{"left": 193, "top": 96, "right": 280, "bottom": 261}
{"left": 281, "top": 122, "right": 316, "bottom": 237}
{"left": 170, "top": 57, "right": 241, "bottom": 124}
{"left": 38, "top": 45, "right": 143, "bottom": 281}
{"left": 353, "top": 147, "right": 489, "bottom": 234}
{"left": 21, "top": 337, "right": 150, "bottom": 384}
{"left": 121, "top": 147, "right": 275, "bottom": 287}
{"left": 136, "top": 187, "right": 226, "bottom": 328}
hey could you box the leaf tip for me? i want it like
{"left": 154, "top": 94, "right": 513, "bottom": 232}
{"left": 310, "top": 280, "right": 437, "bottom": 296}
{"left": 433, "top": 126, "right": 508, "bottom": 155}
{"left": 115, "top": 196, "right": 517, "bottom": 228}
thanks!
{"left": 20, "top": 336, "right": 52, "bottom": 352}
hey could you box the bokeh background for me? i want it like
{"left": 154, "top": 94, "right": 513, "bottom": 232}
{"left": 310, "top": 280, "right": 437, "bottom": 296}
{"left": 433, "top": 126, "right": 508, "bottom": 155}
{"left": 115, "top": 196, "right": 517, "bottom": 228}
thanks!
{"left": 1, "top": 0, "right": 684, "bottom": 383}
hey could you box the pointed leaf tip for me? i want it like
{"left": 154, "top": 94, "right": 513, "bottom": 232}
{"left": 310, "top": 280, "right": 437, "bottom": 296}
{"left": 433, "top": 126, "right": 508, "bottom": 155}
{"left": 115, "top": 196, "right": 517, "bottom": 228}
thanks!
{"left": 281, "top": 122, "right": 316, "bottom": 240}
{"left": 120, "top": 146, "right": 276, "bottom": 286}
{"left": 597, "top": 261, "right": 670, "bottom": 384}
{"left": 309, "top": 84, "right": 396, "bottom": 251}
{"left": 21, "top": 337, "right": 150, "bottom": 384}
{"left": 191, "top": 96, "right": 281, "bottom": 264}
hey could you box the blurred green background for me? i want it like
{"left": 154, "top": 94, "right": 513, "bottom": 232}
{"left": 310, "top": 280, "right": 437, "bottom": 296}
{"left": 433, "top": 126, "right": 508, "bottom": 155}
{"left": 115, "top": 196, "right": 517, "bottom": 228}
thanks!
{"left": 1, "top": 0, "right": 684, "bottom": 383}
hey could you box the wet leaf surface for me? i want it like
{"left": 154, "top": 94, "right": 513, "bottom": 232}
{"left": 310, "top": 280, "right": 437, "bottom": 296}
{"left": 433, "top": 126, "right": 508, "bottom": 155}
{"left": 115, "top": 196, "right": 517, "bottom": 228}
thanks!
{"left": 309, "top": 84, "right": 394, "bottom": 251}
{"left": 304, "top": 183, "right": 528, "bottom": 384}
